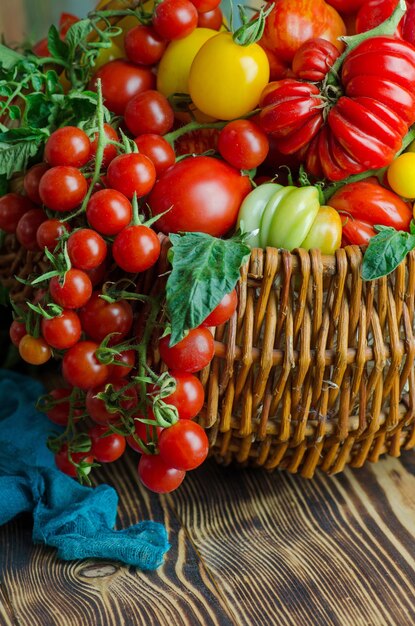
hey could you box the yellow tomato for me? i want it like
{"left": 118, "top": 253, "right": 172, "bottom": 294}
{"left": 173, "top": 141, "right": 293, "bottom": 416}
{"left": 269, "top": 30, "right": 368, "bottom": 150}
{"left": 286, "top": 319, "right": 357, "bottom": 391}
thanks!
{"left": 189, "top": 32, "right": 270, "bottom": 120}
{"left": 387, "top": 152, "right": 415, "bottom": 199}
{"left": 157, "top": 28, "right": 218, "bottom": 98}
{"left": 301, "top": 206, "right": 342, "bottom": 255}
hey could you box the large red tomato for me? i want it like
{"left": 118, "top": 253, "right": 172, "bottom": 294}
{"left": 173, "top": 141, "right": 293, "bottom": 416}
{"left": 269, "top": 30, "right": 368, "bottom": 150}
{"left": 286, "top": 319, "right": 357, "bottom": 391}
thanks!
{"left": 260, "top": 0, "right": 346, "bottom": 79}
{"left": 325, "top": 0, "right": 366, "bottom": 13}
{"left": 147, "top": 156, "right": 252, "bottom": 236}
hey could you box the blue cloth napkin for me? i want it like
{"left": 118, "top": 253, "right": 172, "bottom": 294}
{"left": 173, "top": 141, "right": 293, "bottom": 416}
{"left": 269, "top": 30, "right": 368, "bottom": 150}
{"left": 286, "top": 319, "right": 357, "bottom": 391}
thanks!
{"left": 0, "top": 370, "right": 170, "bottom": 570}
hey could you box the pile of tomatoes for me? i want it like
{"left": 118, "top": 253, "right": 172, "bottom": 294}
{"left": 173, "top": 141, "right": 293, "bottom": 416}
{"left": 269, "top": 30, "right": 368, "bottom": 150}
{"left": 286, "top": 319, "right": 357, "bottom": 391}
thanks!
{"left": 2, "top": 0, "right": 415, "bottom": 491}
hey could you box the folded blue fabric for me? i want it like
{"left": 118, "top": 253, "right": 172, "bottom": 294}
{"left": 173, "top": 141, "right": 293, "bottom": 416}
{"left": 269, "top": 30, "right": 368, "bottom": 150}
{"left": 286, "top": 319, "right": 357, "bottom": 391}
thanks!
{"left": 0, "top": 370, "right": 170, "bottom": 569}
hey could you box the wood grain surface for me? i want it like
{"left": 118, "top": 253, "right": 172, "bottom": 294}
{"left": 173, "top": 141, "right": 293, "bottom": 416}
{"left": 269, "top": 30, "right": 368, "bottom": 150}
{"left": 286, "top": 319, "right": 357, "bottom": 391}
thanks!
{"left": 1, "top": 451, "right": 415, "bottom": 626}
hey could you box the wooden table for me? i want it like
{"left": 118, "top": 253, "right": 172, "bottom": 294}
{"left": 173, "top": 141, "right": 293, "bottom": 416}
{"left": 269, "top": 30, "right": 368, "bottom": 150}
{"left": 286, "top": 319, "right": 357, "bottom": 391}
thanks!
{"left": 1, "top": 450, "right": 415, "bottom": 626}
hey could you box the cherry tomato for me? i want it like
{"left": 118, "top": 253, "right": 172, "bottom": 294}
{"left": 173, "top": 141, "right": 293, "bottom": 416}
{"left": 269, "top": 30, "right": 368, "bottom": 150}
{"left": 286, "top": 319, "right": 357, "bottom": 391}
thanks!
{"left": 218, "top": 120, "right": 269, "bottom": 170}
{"left": 112, "top": 225, "right": 161, "bottom": 273}
{"left": 19, "top": 334, "right": 51, "bottom": 365}
{"left": 163, "top": 371, "right": 204, "bottom": 419}
{"left": 90, "top": 123, "right": 119, "bottom": 168}
{"left": 44, "top": 388, "right": 82, "bottom": 426}
{"left": 387, "top": 153, "right": 415, "bottom": 199}
{"left": 67, "top": 229, "right": 107, "bottom": 271}
{"left": 9, "top": 320, "right": 26, "bottom": 347}
{"left": 41, "top": 310, "right": 82, "bottom": 350}
{"left": 79, "top": 291, "right": 133, "bottom": 344}
{"left": 138, "top": 454, "right": 186, "bottom": 493}
{"left": 189, "top": 32, "right": 270, "bottom": 119}
{"left": 153, "top": 0, "right": 198, "bottom": 40}
{"left": 90, "top": 60, "right": 155, "bottom": 115}
{"left": 39, "top": 166, "right": 87, "bottom": 212}
{"left": 89, "top": 425, "right": 126, "bottom": 463}
{"left": 159, "top": 328, "right": 215, "bottom": 373}
{"left": 134, "top": 134, "right": 176, "bottom": 177}
{"left": 109, "top": 349, "right": 136, "bottom": 379}
{"left": 124, "top": 90, "right": 174, "bottom": 136}
{"left": 85, "top": 261, "right": 108, "bottom": 288}
{"left": 55, "top": 445, "right": 94, "bottom": 478}
{"left": 0, "top": 193, "right": 34, "bottom": 233}
{"left": 36, "top": 219, "right": 71, "bottom": 251}
{"left": 33, "top": 38, "right": 51, "bottom": 57}
{"left": 201, "top": 289, "right": 238, "bottom": 327}
{"left": 86, "top": 189, "right": 132, "bottom": 235}
{"left": 16, "top": 209, "right": 46, "bottom": 251}
{"left": 86, "top": 379, "right": 138, "bottom": 425}
{"left": 159, "top": 420, "right": 208, "bottom": 470}
{"left": 23, "top": 163, "right": 50, "bottom": 204}
{"left": 125, "top": 25, "right": 167, "bottom": 65}
{"left": 126, "top": 410, "right": 163, "bottom": 454}
{"left": 44, "top": 126, "right": 91, "bottom": 168}
{"left": 148, "top": 156, "right": 251, "bottom": 236}
{"left": 190, "top": 0, "right": 220, "bottom": 13}
{"left": 62, "top": 341, "right": 109, "bottom": 390}
{"left": 49, "top": 269, "right": 92, "bottom": 309}
{"left": 197, "top": 7, "right": 223, "bottom": 29}
{"left": 107, "top": 154, "right": 156, "bottom": 199}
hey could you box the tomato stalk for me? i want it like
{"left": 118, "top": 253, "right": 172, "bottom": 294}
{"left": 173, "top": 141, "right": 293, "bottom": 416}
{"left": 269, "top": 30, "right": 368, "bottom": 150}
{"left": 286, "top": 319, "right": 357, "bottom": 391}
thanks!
{"left": 231, "top": 3, "right": 274, "bottom": 46}
{"left": 163, "top": 111, "right": 260, "bottom": 147}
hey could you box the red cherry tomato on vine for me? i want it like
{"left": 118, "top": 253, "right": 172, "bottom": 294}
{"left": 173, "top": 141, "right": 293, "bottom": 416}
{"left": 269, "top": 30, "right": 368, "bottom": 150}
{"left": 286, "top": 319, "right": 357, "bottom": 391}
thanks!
{"left": 190, "top": 0, "right": 220, "bottom": 13}
{"left": 112, "top": 225, "right": 161, "bottom": 273}
{"left": 16, "top": 209, "right": 46, "bottom": 251}
{"left": 91, "top": 60, "right": 155, "bottom": 115}
{"left": 127, "top": 416, "right": 163, "bottom": 453}
{"left": 85, "top": 261, "right": 108, "bottom": 288}
{"left": 86, "top": 189, "right": 132, "bottom": 236}
{"left": 86, "top": 379, "right": 138, "bottom": 425}
{"left": 163, "top": 371, "right": 205, "bottom": 420}
{"left": 89, "top": 425, "right": 126, "bottom": 463}
{"left": 138, "top": 454, "right": 186, "bottom": 493}
{"left": 148, "top": 156, "right": 251, "bottom": 237}
{"left": 44, "top": 388, "right": 82, "bottom": 426}
{"left": 107, "top": 153, "right": 156, "bottom": 199}
{"left": 41, "top": 309, "right": 82, "bottom": 350}
{"left": 67, "top": 229, "right": 107, "bottom": 271}
{"left": 36, "top": 219, "right": 71, "bottom": 251}
{"left": 159, "top": 420, "right": 209, "bottom": 470}
{"left": 153, "top": 0, "right": 198, "bottom": 40}
{"left": 79, "top": 291, "right": 133, "bottom": 344}
{"left": 0, "top": 193, "right": 34, "bottom": 233}
{"left": 23, "top": 163, "right": 50, "bottom": 205}
{"left": 124, "top": 90, "right": 174, "bottom": 136}
{"left": 9, "top": 320, "right": 26, "bottom": 347}
{"left": 109, "top": 349, "right": 136, "bottom": 379}
{"left": 134, "top": 134, "right": 176, "bottom": 177}
{"left": 201, "top": 289, "right": 238, "bottom": 327}
{"left": 49, "top": 269, "right": 92, "bottom": 309}
{"left": 39, "top": 166, "right": 87, "bottom": 212}
{"left": 62, "top": 341, "right": 109, "bottom": 390}
{"left": 125, "top": 25, "right": 167, "bottom": 65}
{"left": 19, "top": 334, "right": 52, "bottom": 365}
{"left": 55, "top": 445, "right": 94, "bottom": 478}
{"left": 90, "top": 123, "right": 119, "bottom": 168}
{"left": 218, "top": 120, "right": 269, "bottom": 170}
{"left": 159, "top": 328, "right": 215, "bottom": 373}
{"left": 44, "top": 126, "right": 91, "bottom": 168}
{"left": 197, "top": 6, "right": 223, "bottom": 29}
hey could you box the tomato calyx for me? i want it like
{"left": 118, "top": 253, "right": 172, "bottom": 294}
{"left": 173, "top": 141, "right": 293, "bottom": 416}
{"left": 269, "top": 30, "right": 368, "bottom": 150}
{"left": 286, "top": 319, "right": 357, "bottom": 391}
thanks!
{"left": 232, "top": 3, "right": 275, "bottom": 47}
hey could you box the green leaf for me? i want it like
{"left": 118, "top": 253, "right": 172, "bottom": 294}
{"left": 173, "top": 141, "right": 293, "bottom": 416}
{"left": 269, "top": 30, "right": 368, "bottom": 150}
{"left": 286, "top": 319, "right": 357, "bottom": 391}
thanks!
{"left": 0, "top": 128, "right": 48, "bottom": 178}
{"left": 410, "top": 220, "right": 415, "bottom": 236}
{"left": 8, "top": 105, "right": 21, "bottom": 120}
{"left": 0, "top": 44, "right": 25, "bottom": 70}
{"left": 65, "top": 20, "right": 93, "bottom": 52}
{"left": 166, "top": 232, "right": 250, "bottom": 345}
{"left": 24, "top": 93, "right": 56, "bottom": 128}
{"left": 361, "top": 226, "right": 415, "bottom": 281}
{"left": 47, "top": 25, "right": 69, "bottom": 62}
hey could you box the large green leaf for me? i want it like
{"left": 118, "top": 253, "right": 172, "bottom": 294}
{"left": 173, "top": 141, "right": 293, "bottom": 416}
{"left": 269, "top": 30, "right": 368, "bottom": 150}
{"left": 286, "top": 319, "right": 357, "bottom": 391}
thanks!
{"left": 166, "top": 232, "right": 250, "bottom": 345}
{"left": 361, "top": 226, "right": 415, "bottom": 280}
